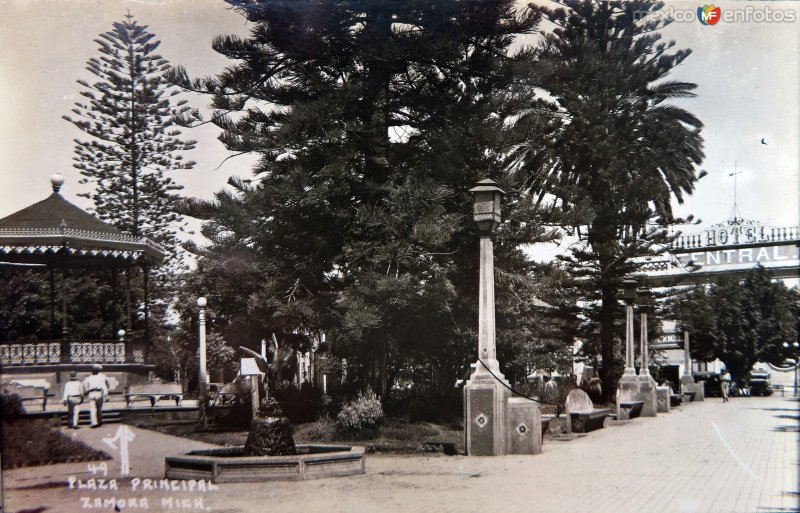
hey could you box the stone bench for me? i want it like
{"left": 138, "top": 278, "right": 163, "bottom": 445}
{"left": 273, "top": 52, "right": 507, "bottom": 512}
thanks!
{"left": 682, "top": 391, "right": 696, "bottom": 402}
{"left": 2, "top": 383, "right": 50, "bottom": 412}
{"left": 618, "top": 400, "right": 644, "bottom": 420}
{"left": 565, "top": 389, "right": 611, "bottom": 433}
{"left": 125, "top": 382, "right": 183, "bottom": 407}
{"left": 670, "top": 394, "right": 683, "bottom": 407}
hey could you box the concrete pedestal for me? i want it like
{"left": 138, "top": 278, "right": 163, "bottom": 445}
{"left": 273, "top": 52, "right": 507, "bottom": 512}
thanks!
{"left": 506, "top": 398, "right": 542, "bottom": 455}
{"left": 464, "top": 363, "right": 510, "bottom": 456}
{"left": 693, "top": 380, "right": 705, "bottom": 401}
{"left": 616, "top": 376, "right": 640, "bottom": 420}
{"left": 637, "top": 377, "right": 658, "bottom": 417}
{"left": 655, "top": 386, "right": 671, "bottom": 413}
{"left": 680, "top": 375, "right": 695, "bottom": 395}
{"left": 681, "top": 377, "right": 705, "bottom": 402}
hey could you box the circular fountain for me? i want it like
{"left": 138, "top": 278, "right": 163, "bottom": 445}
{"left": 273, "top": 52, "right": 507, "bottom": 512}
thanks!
{"left": 165, "top": 398, "right": 365, "bottom": 483}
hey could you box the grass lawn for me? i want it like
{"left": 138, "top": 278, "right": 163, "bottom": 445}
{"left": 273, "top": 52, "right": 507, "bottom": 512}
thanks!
{"left": 1, "top": 418, "right": 110, "bottom": 469}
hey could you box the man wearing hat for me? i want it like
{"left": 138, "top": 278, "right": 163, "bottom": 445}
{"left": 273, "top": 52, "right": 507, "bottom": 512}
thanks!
{"left": 61, "top": 371, "right": 84, "bottom": 428}
{"left": 82, "top": 364, "right": 109, "bottom": 428}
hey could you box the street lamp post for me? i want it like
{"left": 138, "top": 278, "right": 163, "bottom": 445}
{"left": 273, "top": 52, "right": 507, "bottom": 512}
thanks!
{"left": 617, "top": 278, "right": 641, "bottom": 419}
{"left": 470, "top": 179, "right": 504, "bottom": 370}
{"left": 197, "top": 297, "right": 208, "bottom": 393}
{"left": 621, "top": 278, "right": 639, "bottom": 379}
{"left": 783, "top": 341, "right": 799, "bottom": 397}
{"left": 464, "top": 179, "right": 512, "bottom": 456}
{"left": 636, "top": 286, "right": 657, "bottom": 416}
{"left": 637, "top": 286, "right": 653, "bottom": 379}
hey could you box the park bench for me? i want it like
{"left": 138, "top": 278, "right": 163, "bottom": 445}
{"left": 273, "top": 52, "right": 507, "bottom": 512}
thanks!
{"left": 565, "top": 389, "right": 611, "bottom": 433}
{"left": 2, "top": 382, "right": 50, "bottom": 411}
{"left": 682, "top": 391, "right": 696, "bottom": 402}
{"left": 421, "top": 441, "right": 458, "bottom": 455}
{"left": 125, "top": 382, "right": 183, "bottom": 407}
{"left": 666, "top": 385, "right": 682, "bottom": 407}
{"left": 617, "top": 400, "right": 644, "bottom": 421}
{"left": 539, "top": 401, "right": 569, "bottom": 435}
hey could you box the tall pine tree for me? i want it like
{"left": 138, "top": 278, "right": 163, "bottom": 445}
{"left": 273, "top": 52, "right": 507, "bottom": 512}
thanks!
{"left": 172, "top": 0, "right": 553, "bottom": 398}
{"left": 64, "top": 13, "right": 200, "bottom": 344}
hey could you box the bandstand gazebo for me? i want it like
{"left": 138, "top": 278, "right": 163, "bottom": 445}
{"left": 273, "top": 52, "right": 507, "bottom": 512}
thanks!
{"left": 0, "top": 175, "right": 166, "bottom": 400}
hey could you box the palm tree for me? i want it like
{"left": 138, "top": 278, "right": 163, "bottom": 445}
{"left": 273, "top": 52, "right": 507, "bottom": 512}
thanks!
{"left": 507, "top": 0, "right": 705, "bottom": 398}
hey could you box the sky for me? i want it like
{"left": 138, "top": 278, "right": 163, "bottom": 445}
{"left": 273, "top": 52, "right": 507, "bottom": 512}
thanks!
{"left": 0, "top": 0, "right": 798, "bottom": 249}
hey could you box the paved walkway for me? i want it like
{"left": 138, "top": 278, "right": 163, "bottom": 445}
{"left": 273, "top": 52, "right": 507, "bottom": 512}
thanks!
{"left": 3, "top": 395, "right": 798, "bottom": 513}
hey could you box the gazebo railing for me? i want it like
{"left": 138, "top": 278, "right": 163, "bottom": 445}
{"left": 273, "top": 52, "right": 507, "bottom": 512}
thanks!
{"left": 0, "top": 340, "right": 145, "bottom": 366}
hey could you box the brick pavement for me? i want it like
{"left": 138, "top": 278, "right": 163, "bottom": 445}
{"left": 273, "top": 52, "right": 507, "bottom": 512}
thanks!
{"left": 3, "top": 395, "right": 797, "bottom": 513}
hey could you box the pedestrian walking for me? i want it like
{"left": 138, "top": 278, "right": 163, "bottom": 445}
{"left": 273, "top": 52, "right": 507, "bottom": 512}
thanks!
{"left": 82, "top": 364, "right": 109, "bottom": 427}
{"left": 721, "top": 371, "right": 730, "bottom": 403}
{"left": 61, "top": 371, "right": 83, "bottom": 428}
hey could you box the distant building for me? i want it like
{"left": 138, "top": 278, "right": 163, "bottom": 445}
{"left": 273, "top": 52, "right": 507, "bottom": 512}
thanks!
{"left": 643, "top": 218, "right": 799, "bottom": 388}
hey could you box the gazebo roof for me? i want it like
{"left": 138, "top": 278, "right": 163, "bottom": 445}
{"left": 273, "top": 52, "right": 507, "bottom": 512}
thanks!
{"left": 0, "top": 175, "right": 166, "bottom": 266}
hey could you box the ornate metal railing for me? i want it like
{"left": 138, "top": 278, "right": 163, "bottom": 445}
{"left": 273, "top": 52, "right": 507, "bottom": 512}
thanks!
{"left": 0, "top": 340, "right": 145, "bottom": 366}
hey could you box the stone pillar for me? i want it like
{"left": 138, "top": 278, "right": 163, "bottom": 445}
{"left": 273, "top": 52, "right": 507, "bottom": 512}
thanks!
{"left": 680, "top": 330, "right": 696, "bottom": 394}
{"left": 465, "top": 232, "right": 510, "bottom": 456}
{"left": 623, "top": 302, "right": 637, "bottom": 378}
{"left": 637, "top": 303, "right": 657, "bottom": 417}
{"left": 478, "top": 236, "right": 496, "bottom": 363}
{"left": 249, "top": 375, "right": 260, "bottom": 419}
{"left": 197, "top": 298, "right": 208, "bottom": 393}
{"left": 617, "top": 289, "right": 640, "bottom": 419}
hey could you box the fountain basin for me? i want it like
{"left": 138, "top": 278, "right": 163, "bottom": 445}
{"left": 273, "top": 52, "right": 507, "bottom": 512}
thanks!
{"left": 165, "top": 445, "right": 365, "bottom": 483}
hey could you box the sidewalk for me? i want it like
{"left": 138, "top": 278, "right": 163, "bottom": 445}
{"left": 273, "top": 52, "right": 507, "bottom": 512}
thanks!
{"left": 3, "top": 395, "right": 798, "bottom": 513}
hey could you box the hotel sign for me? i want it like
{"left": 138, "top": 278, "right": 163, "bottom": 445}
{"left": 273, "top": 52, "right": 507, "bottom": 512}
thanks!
{"left": 677, "top": 244, "right": 800, "bottom": 269}
{"left": 702, "top": 224, "right": 796, "bottom": 246}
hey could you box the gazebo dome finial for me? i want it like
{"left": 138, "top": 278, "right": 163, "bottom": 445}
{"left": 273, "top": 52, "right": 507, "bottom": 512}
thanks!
{"left": 50, "top": 174, "right": 65, "bottom": 193}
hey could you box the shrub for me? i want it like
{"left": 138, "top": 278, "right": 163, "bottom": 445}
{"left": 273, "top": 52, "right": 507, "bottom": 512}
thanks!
{"left": 0, "top": 393, "right": 24, "bottom": 422}
{"left": 336, "top": 389, "right": 384, "bottom": 432}
{"left": 272, "top": 381, "right": 321, "bottom": 423}
{"left": 319, "top": 394, "right": 342, "bottom": 419}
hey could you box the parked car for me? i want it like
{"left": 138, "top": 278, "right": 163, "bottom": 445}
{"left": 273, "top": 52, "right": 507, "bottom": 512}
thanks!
{"left": 749, "top": 371, "right": 773, "bottom": 396}
{"left": 694, "top": 371, "right": 723, "bottom": 397}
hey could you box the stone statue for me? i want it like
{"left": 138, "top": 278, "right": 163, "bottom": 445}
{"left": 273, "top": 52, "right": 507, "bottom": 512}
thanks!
{"left": 238, "top": 346, "right": 297, "bottom": 456}
{"left": 242, "top": 397, "right": 297, "bottom": 456}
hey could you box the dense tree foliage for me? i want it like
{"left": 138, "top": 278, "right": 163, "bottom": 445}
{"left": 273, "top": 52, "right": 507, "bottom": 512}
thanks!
{"left": 507, "top": 0, "right": 705, "bottom": 398}
{"left": 170, "top": 0, "right": 562, "bottom": 399}
{"left": 0, "top": 269, "right": 122, "bottom": 341}
{"left": 672, "top": 266, "right": 799, "bottom": 382}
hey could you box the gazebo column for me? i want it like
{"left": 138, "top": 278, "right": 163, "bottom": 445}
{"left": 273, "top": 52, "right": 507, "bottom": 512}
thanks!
{"left": 143, "top": 263, "right": 150, "bottom": 361}
{"left": 125, "top": 266, "right": 133, "bottom": 332}
{"left": 49, "top": 267, "right": 57, "bottom": 338}
{"left": 111, "top": 267, "right": 119, "bottom": 336}
{"left": 60, "top": 263, "right": 69, "bottom": 340}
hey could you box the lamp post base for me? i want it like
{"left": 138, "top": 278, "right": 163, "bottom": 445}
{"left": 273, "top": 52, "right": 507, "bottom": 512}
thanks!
{"left": 637, "top": 374, "right": 658, "bottom": 417}
{"left": 616, "top": 374, "right": 640, "bottom": 420}
{"left": 464, "top": 361, "right": 510, "bottom": 456}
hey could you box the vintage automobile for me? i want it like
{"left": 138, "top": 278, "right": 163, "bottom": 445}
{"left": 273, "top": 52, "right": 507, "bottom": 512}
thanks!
{"left": 749, "top": 371, "right": 773, "bottom": 396}
{"left": 695, "top": 371, "right": 723, "bottom": 397}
